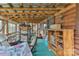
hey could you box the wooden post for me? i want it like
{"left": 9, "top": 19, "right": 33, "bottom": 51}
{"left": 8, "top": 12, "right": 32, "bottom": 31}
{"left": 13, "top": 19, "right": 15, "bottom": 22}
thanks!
{"left": 37, "top": 24, "right": 39, "bottom": 36}
{"left": 15, "top": 24, "right": 17, "bottom": 32}
{"left": 6, "top": 20, "right": 8, "bottom": 34}
{"left": 2, "top": 20, "right": 5, "bottom": 34}
{"left": 48, "top": 30, "right": 52, "bottom": 49}
{"left": 32, "top": 23, "right": 33, "bottom": 32}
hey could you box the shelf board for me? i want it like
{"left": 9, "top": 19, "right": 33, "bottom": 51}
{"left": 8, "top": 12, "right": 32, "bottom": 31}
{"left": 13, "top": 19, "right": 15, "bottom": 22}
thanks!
{"left": 51, "top": 43, "right": 56, "bottom": 47}
{"left": 58, "top": 35, "right": 62, "bottom": 37}
{"left": 58, "top": 41, "right": 63, "bottom": 43}
{"left": 51, "top": 44, "right": 57, "bottom": 51}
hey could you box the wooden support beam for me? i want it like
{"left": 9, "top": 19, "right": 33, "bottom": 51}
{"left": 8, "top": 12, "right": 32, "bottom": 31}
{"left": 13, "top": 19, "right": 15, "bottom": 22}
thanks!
{"left": 0, "top": 11, "right": 56, "bottom": 15}
{"left": 6, "top": 20, "right": 8, "bottom": 34}
{"left": 4, "top": 15, "right": 48, "bottom": 19}
{"left": 15, "top": 24, "right": 17, "bottom": 32}
{"left": 13, "top": 19, "right": 35, "bottom": 23}
{"left": 13, "top": 17, "right": 46, "bottom": 23}
{"left": 0, "top": 7, "right": 64, "bottom": 11}
{"left": 54, "top": 4, "right": 76, "bottom": 16}
{"left": 1, "top": 14, "right": 48, "bottom": 23}
{"left": 3, "top": 14, "right": 48, "bottom": 23}
{"left": 13, "top": 15, "right": 47, "bottom": 19}
{"left": 2, "top": 20, "right": 5, "bottom": 33}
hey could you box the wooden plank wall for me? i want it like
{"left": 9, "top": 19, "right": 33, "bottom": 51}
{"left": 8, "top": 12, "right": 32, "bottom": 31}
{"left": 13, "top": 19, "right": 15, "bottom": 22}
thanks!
{"left": 55, "top": 5, "right": 76, "bottom": 29}
{"left": 74, "top": 4, "right": 79, "bottom": 56}
{"left": 54, "top": 4, "right": 78, "bottom": 56}
{"left": 63, "top": 7, "right": 76, "bottom": 29}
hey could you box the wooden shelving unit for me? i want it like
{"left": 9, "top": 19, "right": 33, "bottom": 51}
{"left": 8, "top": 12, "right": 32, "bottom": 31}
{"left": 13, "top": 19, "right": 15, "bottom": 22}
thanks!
{"left": 48, "top": 29, "right": 74, "bottom": 56}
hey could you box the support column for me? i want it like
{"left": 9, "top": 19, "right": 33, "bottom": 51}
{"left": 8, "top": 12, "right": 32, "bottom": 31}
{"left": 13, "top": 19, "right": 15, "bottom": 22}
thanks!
{"left": 6, "top": 20, "right": 8, "bottom": 35}
{"left": 2, "top": 20, "right": 5, "bottom": 34}
{"left": 32, "top": 23, "right": 33, "bottom": 33}
{"left": 15, "top": 24, "right": 17, "bottom": 32}
{"left": 37, "top": 24, "right": 39, "bottom": 36}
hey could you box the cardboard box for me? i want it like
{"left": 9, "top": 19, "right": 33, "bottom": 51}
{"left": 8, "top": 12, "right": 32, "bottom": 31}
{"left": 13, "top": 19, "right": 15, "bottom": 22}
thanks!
{"left": 50, "top": 24, "right": 61, "bottom": 30}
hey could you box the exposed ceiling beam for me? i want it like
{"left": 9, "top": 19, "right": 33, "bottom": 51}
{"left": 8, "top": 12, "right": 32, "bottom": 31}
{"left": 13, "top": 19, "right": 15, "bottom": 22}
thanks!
{"left": 11, "top": 16, "right": 47, "bottom": 20}
{"left": 11, "top": 17, "right": 45, "bottom": 20}
{"left": 13, "top": 18, "right": 45, "bottom": 23}
{"left": 8, "top": 3, "right": 14, "bottom": 8}
{"left": 8, "top": 3, "right": 16, "bottom": 12}
{"left": 0, "top": 11, "right": 56, "bottom": 15}
{"left": 11, "top": 15, "right": 48, "bottom": 23}
{"left": 54, "top": 4, "right": 76, "bottom": 16}
{"left": 0, "top": 7, "right": 64, "bottom": 11}
{"left": 3, "top": 14, "right": 48, "bottom": 18}
{"left": 2, "top": 14, "right": 48, "bottom": 23}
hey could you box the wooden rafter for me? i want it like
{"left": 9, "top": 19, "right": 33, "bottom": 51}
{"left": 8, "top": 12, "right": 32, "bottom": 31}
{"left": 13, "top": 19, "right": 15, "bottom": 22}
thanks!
{"left": 3, "top": 14, "right": 48, "bottom": 19}
{"left": 12, "top": 15, "right": 48, "bottom": 23}
{"left": 1, "top": 13, "right": 48, "bottom": 23}
{"left": 0, "top": 7, "right": 64, "bottom": 11}
{"left": 54, "top": 4, "right": 76, "bottom": 16}
{"left": 0, "top": 3, "right": 71, "bottom": 23}
{"left": 0, "top": 10, "right": 59, "bottom": 15}
{"left": 13, "top": 18, "right": 44, "bottom": 23}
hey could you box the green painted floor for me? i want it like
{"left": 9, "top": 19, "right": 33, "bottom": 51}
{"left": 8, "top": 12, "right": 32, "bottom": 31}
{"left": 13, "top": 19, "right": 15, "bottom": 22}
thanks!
{"left": 33, "top": 38, "right": 56, "bottom": 56}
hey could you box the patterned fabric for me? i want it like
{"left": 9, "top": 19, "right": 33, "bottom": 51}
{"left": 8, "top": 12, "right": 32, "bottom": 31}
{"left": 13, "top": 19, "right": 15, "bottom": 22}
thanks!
{"left": 0, "top": 42, "right": 32, "bottom": 56}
